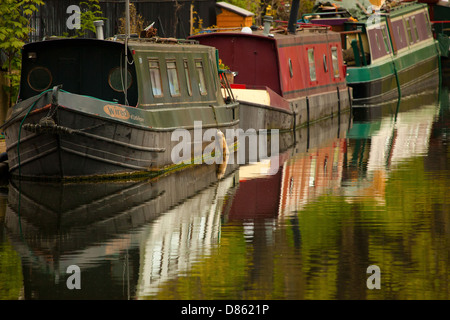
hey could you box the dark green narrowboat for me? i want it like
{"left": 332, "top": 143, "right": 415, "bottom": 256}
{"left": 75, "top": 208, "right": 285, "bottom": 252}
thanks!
{"left": 2, "top": 37, "right": 239, "bottom": 181}
{"left": 309, "top": 0, "right": 441, "bottom": 105}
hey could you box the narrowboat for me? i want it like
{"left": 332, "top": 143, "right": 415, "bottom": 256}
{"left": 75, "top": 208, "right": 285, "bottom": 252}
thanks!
{"left": 308, "top": 0, "right": 441, "bottom": 105}
{"left": 189, "top": 0, "right": 351, "bottom": 132}
{"left": 1, "top": 37, "right": 239, "bottom": 181}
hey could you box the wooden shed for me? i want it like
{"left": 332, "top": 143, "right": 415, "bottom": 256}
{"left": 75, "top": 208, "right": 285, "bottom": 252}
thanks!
{"left": 216, "top": 2, "right": 254, "bottom": 28}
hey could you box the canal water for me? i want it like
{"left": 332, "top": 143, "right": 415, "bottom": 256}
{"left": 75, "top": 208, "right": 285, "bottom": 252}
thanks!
{"left": 0, "top": 85, "right": 449, "bottom": 301}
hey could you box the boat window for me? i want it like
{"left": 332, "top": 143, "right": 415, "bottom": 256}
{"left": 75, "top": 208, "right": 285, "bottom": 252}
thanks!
{"left": 27, "top": 66, "right": 52, "bottom": 92}
{"left": 331, "top": 47, "right": 339, "bottom": 78}
{"left": 425, "top": 12, "right": 432, "bottom": 38}
{"left": 375, "top": 33, "right": 381, "bottom": 51}
{"left": 149, "top": 59, "right": 163, "bottom": 97}
{"left": 381, "top": 26, "right": 390, "bottom": 53}
{"left": 183, "top": 59, "right": 192, "bottom": 96}
{"left": 307, "top": 48, "right": 316, "bottom": 82}
{"left": 195, "top": 59, "right": 207, "bottom": 95}
{"left": 323, "top": 55, "right": 328, "bottom": 72}
{"left": 406, "top": 18, "right": 413, "bottom": 44}
{"left": 108, "top": 67, "right": 132, "bottom": 92}
{"left": 288, "top": 58, "right": 293, "bottom": 78}
{"left": 412, "top": 16, "right": 420, "bottom": 42}
{"left": 167, "top": 60, "right": 180, "bottom": 97}
{"left": 397, "top": 25, "right": 403, "bottom": 43}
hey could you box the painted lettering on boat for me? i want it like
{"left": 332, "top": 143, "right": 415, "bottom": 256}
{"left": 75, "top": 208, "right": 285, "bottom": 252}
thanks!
{"left": 131, "top": 114, "right": 144, "bottom": 122}
{"left": 103, "top": 104, "right": 130, "bottom": 120}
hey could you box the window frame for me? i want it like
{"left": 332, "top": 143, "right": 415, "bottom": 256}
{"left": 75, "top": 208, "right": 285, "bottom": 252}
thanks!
{"left": 307, "top": 48, "right": 316, "bottom": 82}
{"left": 381, "top": 26, "right": 390, "bottom": 53}
{"left": 166, "top": 59, "right": 181, "bottom": 97}
{"left": 406, "top": 18, "right": 413, "bottom": 44}
{"left": 27, "top": 66, "right": 52, "bottom": 92}
{"left": 195, "top": 59, "right": 208, "bottom": 96}
{"left": 331, "top": 46, "right": 340, "bottom": 79}
{"left": 411, "top": 16, "right": 420, "bottom": 42}
{"left": 148, "top": 59, "right": 164, "bottom": 98}
{"left": 108, "top": 66, "right": 133, "bottom": 93}
{"left": 183, "top": 59, "right": 193, "bottom": 96}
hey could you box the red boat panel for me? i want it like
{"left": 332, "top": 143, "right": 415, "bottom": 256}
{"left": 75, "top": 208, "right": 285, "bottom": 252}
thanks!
{"left": 191, "top": 29, "right": 347, "bottom": 101}
{"left": 192, "top": 33, "right": 281, "bottom": 95}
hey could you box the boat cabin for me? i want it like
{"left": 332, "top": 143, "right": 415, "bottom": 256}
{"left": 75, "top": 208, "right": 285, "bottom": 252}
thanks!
{"left": 19, "top": 38, "right": 223, "bottom": 109}
{"left": 190, "top": 26, "right": 347, "bottom": 101}
{"left": 20, "top": 38, "right": 139, "bottom": 106}
{"left": 310, "top": 1, "right": 434, "bottom": 67}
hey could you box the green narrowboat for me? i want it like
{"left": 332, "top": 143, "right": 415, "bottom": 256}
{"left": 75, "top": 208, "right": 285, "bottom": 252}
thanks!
{"left": 309, "top": 0, "right": 441, "bottom": 105}
{"left": 2, "top": 37, "right": 239, "bottom": 181}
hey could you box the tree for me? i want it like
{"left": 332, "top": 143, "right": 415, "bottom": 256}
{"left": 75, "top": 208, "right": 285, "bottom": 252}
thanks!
{"left": 0, "top": 0, "right": 44, "bottom": 108}
{"left": 77, "top": 0, "right": 105, "bottom": 38}
{"left": 225, "top": 0, "right": 264, "bottom": 25}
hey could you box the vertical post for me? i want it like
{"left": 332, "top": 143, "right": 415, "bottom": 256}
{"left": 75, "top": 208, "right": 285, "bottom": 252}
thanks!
{"left": 306, "top": 96, "right": 310, "bottom": 151}
{"left": 357, "top": 33, "right": 367, "bottom": 66}
{"left": 351, "top": 40, "right": 362, "bottom": 67}
{"left": 124, "top": 0, "right": 130, "bottom": 105}
{"left": 190, "top": 4, "right": 194, "bottom": 35}
{"left": 347, "top": 86, "right": 353, "bottom": 132}
{"left": 288, "top": 0, "right": 300, "bottom": 34}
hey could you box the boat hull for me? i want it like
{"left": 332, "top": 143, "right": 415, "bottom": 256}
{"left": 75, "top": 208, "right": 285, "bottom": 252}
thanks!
{"left": 4, "top": 90, "right": 239, "bottom": 181}
{"left": 237, "top": 86, "right": 352, "bottom": 132}
{"left": 348, "top": 53, "right": 440, "bottom": 105}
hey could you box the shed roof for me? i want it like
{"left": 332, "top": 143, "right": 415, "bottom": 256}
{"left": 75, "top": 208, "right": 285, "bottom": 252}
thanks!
{"left": 216, "top": 1, "right": 254, "bottom": 17}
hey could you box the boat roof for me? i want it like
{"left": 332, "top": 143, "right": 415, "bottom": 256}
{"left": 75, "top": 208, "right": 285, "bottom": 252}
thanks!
{"left": 124, "top": 37, "right": 212, "bottom": 52}
{"left": 19, "top": 37, "right": 221, "bottom": 106}
{"left": 313, "top": 0, "right": 429, "bottom": 22}
{"left": 191, "top": 24, "right": 339, "bottom": 44}
{"left": 24, "top": 36, "right": 210, "bottom": 53}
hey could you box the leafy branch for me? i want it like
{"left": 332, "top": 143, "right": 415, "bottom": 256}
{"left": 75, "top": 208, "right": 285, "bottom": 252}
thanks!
{"left": 76, "top": 0, "right": 105, "bottom": 37}
{"left": 0, "top": 0, "right": 44, "bottom": 108}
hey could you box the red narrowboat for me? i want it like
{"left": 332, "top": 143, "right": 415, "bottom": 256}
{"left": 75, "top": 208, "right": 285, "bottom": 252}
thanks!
{"left": 189, "top": 1, "right": 351, "bottom": 132}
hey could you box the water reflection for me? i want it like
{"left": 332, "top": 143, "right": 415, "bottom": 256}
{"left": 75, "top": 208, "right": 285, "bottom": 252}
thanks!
{"left": 3, "top": 163, "right": 239, "bottom": 299}
{"left": 1, "top": 86, "right": 449, "bottom": 300}
{"left": 345, "top": 89, "right": 442, "bottom": 203}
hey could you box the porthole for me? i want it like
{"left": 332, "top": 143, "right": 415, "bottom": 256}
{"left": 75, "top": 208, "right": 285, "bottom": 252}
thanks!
{"left": 27, "top": 66, "right": 52, "bottom": 92}
{"left": 108, "top": 67, "right": 133, "bottom": 92}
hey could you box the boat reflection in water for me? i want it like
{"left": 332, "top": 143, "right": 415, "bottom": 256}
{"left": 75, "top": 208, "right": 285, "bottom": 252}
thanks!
{"left": 227, "top": 108, "right": 352, "bottom": 220}
{"left": 344, "top": 88, "right": 441, "bottom": 202}
{"left": 4, "top": 103, "right": 352, "bottom": 299}
{"left": 4, "top": 160, "right": 239, "bottom": 299}
{"left": 276, "top": 87, "right": 441, "bottom": 213}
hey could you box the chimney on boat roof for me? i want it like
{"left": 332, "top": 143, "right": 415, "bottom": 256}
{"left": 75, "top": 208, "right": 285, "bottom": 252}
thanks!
{"left": 94, "top": 20, "right": 104, "bottom": 40}
{"left": 263, "top": 15, "right": 273, "bottom": 36}
{"left": 288, "top": 0, "right": 300, "bottom": 34}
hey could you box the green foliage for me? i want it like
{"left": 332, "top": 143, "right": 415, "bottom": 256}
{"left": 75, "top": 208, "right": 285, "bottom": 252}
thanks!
{"left": 0, "top": 0, "right": 44, "bottom": 108}
{"left": 217, "top": 0, "right": 316, "bottom": 25}
{"left": 0, "top": 239, "right": 23, "bottom": 300}
{"left": 118, "top": 3, "right": 147, "bottom": 35}
{"left": 225, "top": 0, "right": 262, "bottom": 13}
{"left": 76, "top": 0, "right": 105, "bottom": 37}
{"left": 225, "top": 0, "right": 263, "bottom": 23}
